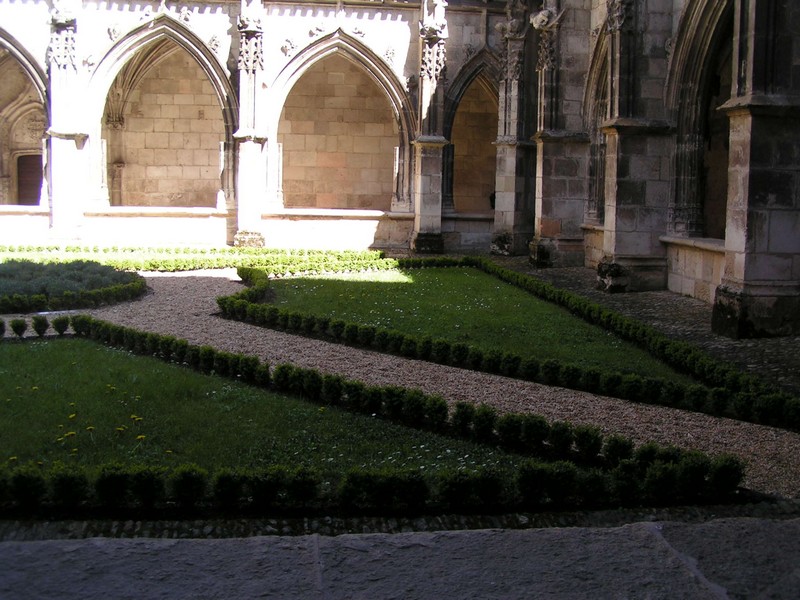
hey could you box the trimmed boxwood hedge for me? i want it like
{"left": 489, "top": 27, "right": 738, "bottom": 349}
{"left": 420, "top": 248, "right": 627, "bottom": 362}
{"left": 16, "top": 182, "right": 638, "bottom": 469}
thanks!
{"left": 0, "top": 315, "right": 747, "bottom": 519}
{"left": 216, "top": 260, "right": 800, "bottom": 432}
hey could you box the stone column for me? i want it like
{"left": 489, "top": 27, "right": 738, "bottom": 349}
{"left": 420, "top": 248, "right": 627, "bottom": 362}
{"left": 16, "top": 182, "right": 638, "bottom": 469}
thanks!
{"left": 593, "top": 0, "right": 670, "bottom": 291}
{"left": 411, "top": 0, "right": 449, "bottom": 253}
{"left": 492, "top": 0, "right": 533, "bottom": 256}
{"left": 529, "top": 2, "right": 587, "bottom": 266}
{"left": 46, "top": 3, "right": 89, "bottom": 238}
{"left": 711, "top": 0, "right": 800, "bottom": 337}
{"left": 233, "top": 2, "right": 268, "bottom": 247}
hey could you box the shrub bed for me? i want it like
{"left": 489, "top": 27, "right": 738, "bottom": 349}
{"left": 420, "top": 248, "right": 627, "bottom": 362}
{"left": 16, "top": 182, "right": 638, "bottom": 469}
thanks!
{"left": 215, "top": 260, "right": 800, "bottom": 432}
{"left": 0, "top": 260, "right": 147, "bottom": 313}
{"left": 0, "top": 315, "right": 746, "bottom": 518}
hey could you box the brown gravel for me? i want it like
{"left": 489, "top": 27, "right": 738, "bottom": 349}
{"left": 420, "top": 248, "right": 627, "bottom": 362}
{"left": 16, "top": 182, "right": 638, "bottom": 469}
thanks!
{"left": 63, "top": 270, "right": 799, "bottom": 500}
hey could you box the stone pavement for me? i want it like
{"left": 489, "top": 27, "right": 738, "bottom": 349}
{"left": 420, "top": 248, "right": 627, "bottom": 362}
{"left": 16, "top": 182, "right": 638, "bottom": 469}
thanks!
{"left": 1, "top": 516, "right": 799, "bottom": 599}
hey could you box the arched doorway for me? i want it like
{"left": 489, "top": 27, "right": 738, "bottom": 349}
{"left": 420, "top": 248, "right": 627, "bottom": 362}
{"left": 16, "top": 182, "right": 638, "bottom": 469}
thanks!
{"left": 0, "top": 47, "right": 46, "bottom": 205}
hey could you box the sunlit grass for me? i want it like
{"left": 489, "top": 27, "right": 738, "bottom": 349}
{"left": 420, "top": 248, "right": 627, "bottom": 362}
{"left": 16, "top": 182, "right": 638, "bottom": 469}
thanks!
{"left": 267, "top": 267, "right": 693, "bottom": 382}
{"left": 0, "top": 338, "right": 523, "bottom": 476}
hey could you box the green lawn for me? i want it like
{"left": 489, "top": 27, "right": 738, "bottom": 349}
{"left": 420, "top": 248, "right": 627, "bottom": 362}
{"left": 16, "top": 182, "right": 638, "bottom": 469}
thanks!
{"left": 266, "top": 267, "right": 691, "bottom": 382}
{"left": 0, "top": 338, "right": 521, "bottom": 477}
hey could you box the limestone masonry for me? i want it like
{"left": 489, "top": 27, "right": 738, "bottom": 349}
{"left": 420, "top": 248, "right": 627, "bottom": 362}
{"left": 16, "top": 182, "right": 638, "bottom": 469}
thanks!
{"left": 0, "top": 0, "right": 798, "bottom": 336}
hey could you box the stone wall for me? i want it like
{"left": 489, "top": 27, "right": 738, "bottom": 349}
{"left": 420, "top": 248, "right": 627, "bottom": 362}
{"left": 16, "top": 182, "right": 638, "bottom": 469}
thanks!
{"left": 104, "top": 48, "right": 224, "bottom": 208}
{"left": 278, "top": 55, "right": 397, "bottom": 211}
{"left": 451, "top": 81, "right": 497, "bottom": 214}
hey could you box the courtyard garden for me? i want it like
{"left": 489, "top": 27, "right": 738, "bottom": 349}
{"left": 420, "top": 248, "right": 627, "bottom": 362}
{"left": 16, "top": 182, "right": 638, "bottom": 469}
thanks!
{"left": 1, "top": 245, "right": 797, "bottom": 517}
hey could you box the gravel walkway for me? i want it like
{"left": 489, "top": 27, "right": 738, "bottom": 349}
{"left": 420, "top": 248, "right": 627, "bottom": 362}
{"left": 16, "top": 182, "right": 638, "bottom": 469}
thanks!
{"left": 78, "top": 269, "right": 800, "bottom": 500}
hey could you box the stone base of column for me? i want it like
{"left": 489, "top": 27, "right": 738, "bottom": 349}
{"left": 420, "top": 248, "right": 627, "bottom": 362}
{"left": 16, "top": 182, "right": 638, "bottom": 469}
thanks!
{"left": 712, "top": 284, "right": 800, "bottom": 338}
{"left": 411, "top": 232, "right": 444, "bottom": 254}
{"left": 233, "top": 230, "right": 265, "bottom": 248}
{"left": 595, "top": 257, "right": 667, "bottom": 293}
{"left": 528, "top": 236, "right": 584, "bottom": 268}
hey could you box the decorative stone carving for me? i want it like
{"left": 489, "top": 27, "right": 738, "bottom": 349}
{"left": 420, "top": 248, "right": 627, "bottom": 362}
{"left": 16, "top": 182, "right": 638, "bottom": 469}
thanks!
{"left": 495, "top": 0, "right": 528, "bottom": 40}
{"left": 531, "top": 3, "right": 564, "bottom": 72}
{"left": 606, "top": 0, "right": 632, "bottom": 33}
{"left": 238, "top": 15, "right": 263, "bottom": 73}
{"left": 48, "top": 8, "right": 77, "bottom": 71}
{"left": 419, "top": 0, "right": 448, "bottom": 80}
{"left": 108, "top": 24, "right": 121, "bottom": 41}
{"left": 208, "top": 35, "right": 220, "bottom": 53}
{"left": 309, "top": 24, "right": 326, "bottom": 38}
{"left": 179, "top": 6, "right": 191, "bottom": 25}
{"left": 281, "top": 39, "right": 297, "bottom": 57}
{"left": 384, "top": 47, "right": 396, "bottom": 66}
{"left": 352, "top": 26, "right": 365, "bottom": 38}
{"left": 419, "top": 0, "right": 448, "bottom": 43}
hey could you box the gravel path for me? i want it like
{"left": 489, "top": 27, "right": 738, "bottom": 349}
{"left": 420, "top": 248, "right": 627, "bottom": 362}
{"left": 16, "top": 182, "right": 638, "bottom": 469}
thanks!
{"left": 76, "top": 270, "right": 800, "bottom": 500}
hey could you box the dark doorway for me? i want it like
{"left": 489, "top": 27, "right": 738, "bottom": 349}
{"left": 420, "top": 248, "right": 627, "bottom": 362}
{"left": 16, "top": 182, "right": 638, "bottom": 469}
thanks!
{"left": 17, "top": 154, "right": 42, "bottom": 205}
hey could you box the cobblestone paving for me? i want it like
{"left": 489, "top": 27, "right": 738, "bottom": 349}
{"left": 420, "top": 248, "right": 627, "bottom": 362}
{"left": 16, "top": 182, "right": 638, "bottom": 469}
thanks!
{"left": 492, "top": 257, "right": 800, "bottom": 396}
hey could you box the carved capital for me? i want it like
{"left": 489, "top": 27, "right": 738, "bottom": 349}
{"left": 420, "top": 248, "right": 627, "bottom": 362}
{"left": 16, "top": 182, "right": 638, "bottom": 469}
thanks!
{"left": 238, "top": 18, "right": 263, "bottom": 73}
{"left": 420, "top": 39, "right": 446, "bottom": 81}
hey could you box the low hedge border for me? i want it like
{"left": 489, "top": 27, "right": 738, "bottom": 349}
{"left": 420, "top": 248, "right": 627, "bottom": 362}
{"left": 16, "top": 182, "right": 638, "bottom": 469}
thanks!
{"left": 0, "top": 315, "right": 747, "bottom": 518}
{"left": 0, "top": 273, "right": 147, "bottom": 314}
{"left": 219, "top": 263, "right": 800, "bottom": 432}
{"left": 0, "top": 246, "right": 394, "bottom": 274}
{"left": 217, "top": 257, "right": 800, "bottom": 431}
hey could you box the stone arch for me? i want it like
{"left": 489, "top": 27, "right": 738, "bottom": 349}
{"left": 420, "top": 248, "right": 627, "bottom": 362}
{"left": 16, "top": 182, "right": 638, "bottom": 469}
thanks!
{"left": 270, "top": 30, "right": 414, "bottom": 209}
{"left": 665, "top": 0, "right": 734, "bottom": 237}
{"left": 583, "top": 32, "right": 610, "bottom": 224}
{"left": 0, "top": 31, "right": 47, "bottom": 205}
{"left": 0, "top": 27, "right": 47, "bottom": 105}
{"left": 89, "top": 14, "right": 237, "bottom": 208}
{"left": 443, "top": 51, "right": 501, "bottom": 213}
{"left": 90, "top": 14, "right": 236, "bottom": 138}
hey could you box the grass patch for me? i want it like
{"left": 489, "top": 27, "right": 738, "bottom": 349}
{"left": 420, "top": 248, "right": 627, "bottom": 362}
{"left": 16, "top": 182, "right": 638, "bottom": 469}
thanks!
{"left": 265, "top": 267, "right": 692, "bottom": 382}
{"left": 0, "top": 338, "right": 521, "bottom": 477}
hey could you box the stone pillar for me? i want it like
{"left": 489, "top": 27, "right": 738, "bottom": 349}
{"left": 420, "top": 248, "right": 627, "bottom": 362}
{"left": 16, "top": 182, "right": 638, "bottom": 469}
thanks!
{"left": 411, "top": 0, "right": 449, "bottom": 253}
{"left": 591, "top": 0, "right": 670, "bottom": 291}
{"left": 492, "top": 0, "right": 534, "bottom": 256}
{"left": 528, "top": 2, "right": 590, "bottom": 266}
{"left": 46, "top": 3, "right": 89, "bottom": 238}
{"left": 712, "top": 0, "right": 800, "bottom": 337}
{"left": 233, "top": 2, "right": 267, "bottom": 247}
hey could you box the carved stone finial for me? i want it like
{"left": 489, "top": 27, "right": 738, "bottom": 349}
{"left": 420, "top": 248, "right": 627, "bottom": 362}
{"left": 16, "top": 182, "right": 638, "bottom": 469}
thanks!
{"left": 606, "top": 0, "right": 632, "bottom": 33}
{"left": 238, "top": 15, "right": 263, "bottom": 73}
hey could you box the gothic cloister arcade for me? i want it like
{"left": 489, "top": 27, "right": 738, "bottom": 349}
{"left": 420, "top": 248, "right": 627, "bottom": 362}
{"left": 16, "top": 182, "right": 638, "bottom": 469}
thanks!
{"left": 0, "top": 0, "right": 797, "bottom": 337}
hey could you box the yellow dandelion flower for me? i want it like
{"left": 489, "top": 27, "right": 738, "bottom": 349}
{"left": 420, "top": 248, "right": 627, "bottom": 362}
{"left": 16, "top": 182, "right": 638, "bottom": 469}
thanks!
{"left": 134, "top": 417, "right": 143, "bottom": 422}
{"left": 65, "top": 431, "right": 76, "bottom": 438}
{"left": 31, "top": 386, "right": 39, "bottom": 391}
{"left": 8, "top": 456, "right": 18, "bottom": 462}
{"left": 116, "top": 426, "right": 126, "bottom": 433}
{"left": 86, "top": 426, "right": 95, "bottom": 432}
{"left": 165, "top": 450, "right": 173, "bottom": 454}
{"left": 56, "top": 437, "right": 64, "bottom": 442}
{"left": 136, "top": 435, "right": 146, "bottom": 441}
{"left": 68, "top": 413, "right": 77, "bottom": 419}
{"left": 69, "top": 402, "right": 75, "bottom": 407}
{"left": 71, "top": 448, "right": 78, "bottom": 453}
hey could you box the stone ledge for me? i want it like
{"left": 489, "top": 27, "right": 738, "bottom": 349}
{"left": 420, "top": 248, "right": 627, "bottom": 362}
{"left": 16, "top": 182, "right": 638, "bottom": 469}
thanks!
{"left": 660, "top": 235, "right": 725, "bottom": 254}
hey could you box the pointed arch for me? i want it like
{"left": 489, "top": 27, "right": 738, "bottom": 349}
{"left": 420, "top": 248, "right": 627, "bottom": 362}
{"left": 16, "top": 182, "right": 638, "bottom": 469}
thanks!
{"left": 270, "top": 29, "right": 415, "bottom": 210}
{"left": 441, "top": 49, "right": 501, "bottom": 213}
{"left": 583, "top": 31, "right": 610, "bottom": 224}
{"left": 269, "top": 29, "right": 413, "bottom": 141}
{"left": 0, "top": 27, "right": 47, "bottom": 106}
{"left": 89, "top": 12, "right": 237, "bottom": 138}
{"left": 665, "top": 0, "right": 734, "bottom": 237}
{"left": 443, "top": 48, "right": 502, "bottom": 140}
